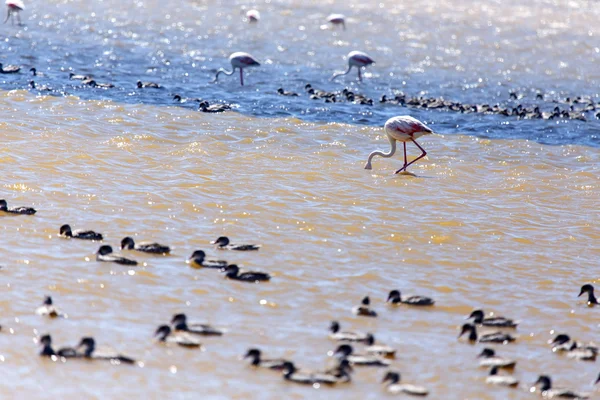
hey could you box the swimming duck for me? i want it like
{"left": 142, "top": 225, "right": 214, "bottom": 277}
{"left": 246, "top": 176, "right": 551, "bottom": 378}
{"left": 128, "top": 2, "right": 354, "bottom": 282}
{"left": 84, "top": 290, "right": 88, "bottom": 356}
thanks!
{"left": 171, "top": 313, "right": 224, "bottom": 336}
{"left": 244, "top": 348, "right": 290, "bottom": 370}
{"left": 35, "top": 296, "right": 61, "bottom": 318}
{"left": 467, "top": 309, "right": 518, "bottom": 328}
{"left": 186, "top": 250, "right": 227, "bottom": 269}
{"left": 477, "top": 348, "right": 516, "bottom": 370}
{"left": 548, "top": 334, "right": 597, "bottom": 361}
{"left": 531, "top": 375, "right": 590, "bottom": 399}
{"left": 87, "top": 80, "right": 115, "bottom": 89}
{"left": 352, "top": 296, "right": 377, "bottom": 317}
{"left": 77, "top": 337, "right": 135, "bottom": 364}
{"left": 39, "top": 335, "right": 78, "bottom": 358}
{"left": 96, "top": 245, "right": 138, "bottom": 266}
{"left": 59, "top": 224, "right": 103, "bottom": 241}
{"left": 332, "top": 344, "right": 390, "bottom": 367}
{"left": 387, "top": 290, "right": 435, "bottom": 306}
{"left": 120, "top": 237, "right": 170, "bottom": 254}
{"left": 29, "top": 80, "right": 51, "bottom": 92}
{"left": 221, "top": 264, "right": 270, "bottom": 282}
{"left": 381, "top": 371, "right": 429, "bottom": 396}
{"left": 328, "top": 321, "right": 369, "bottom": 342}
{"left": 320, "top": 359, "right": 353, "bottom": 383}
{"left": 486, "top": 366, "right": 519, "bottom": 387}
{"left": 277, "top": 88, "right": 299, "bottom": 97}
{"left": 281, "top": 362, "right": 339, "bottom": 385}
{"left": 29, "top": 67, "right": 44, "bottom": 77}
{"left": 137, "top": 80, "right": 161, "bottom": 89}
{"left": 69, "top": 72, "right": 90, "bottom": 80}
{"left": 154, "top": 325, "right": 201, "bottom": 348}
{"left": 173, "top": 94, "right": 202, "bottom": 103}
{"left": 0, "top": 199, "right": 36, "bottom": 215}
{"left": 212, "top": 236, "right": 260, "bottom": 251}
{"left": 198, "top": 101, "right": 231, "bottom": 113}
{"left": 578, "top": 284, "right": 598, "bottom": 306}
{"left": 0, "top": 63, "right": 20, "bottom": 73}
{"left": 364, "top": 334, "right": 396, "bottom": 359}
{"left": 459, "top": 323, "right": 516, "bottom": 344}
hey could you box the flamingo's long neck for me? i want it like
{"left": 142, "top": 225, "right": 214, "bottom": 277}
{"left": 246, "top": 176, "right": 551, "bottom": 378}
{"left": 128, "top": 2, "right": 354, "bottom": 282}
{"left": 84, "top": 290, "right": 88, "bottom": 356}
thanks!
{"left": 364, "top": 133, "right": 396, "bottom": 170}
{"left": 215, "top": 68, "right": 236, "bottom": 82}
{"left": 330, "top": 65, "right": 353, "bottom": 81}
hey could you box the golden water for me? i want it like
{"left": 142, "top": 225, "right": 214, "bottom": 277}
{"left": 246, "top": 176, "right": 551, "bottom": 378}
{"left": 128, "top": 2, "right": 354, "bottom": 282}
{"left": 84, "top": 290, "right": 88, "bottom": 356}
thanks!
{"left": 0, "top": 91, "right": 599, "bottom": 398}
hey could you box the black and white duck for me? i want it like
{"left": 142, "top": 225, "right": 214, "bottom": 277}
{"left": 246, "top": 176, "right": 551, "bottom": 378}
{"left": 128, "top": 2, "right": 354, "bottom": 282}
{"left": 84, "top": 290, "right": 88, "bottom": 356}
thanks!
{"left": 281, "top": 362, "right": 340, "bottom": 385}
{"left": 0, "top": 199, "right": 36, "bottom": 215}
{"left": 171, "top": 313, "right": 224, "bottom": 336}
{"left": 244, "top": 348, "right": 290, "bottom": 370}
{"left": 29, "top": 80, "right": 52, "bottom": 92}
{"left": 477, "top": 348, "right": 516, "bottom": 370}
{"left": 137, "top": 80, "right": 161, "bottom": 88}
{"left": 381, "top": 371, "right": 429, "bottom": 396}
{"left": 221, "top": 264, "right": 270, "bottom": 282}
{"left": 466, "top": 309, "right": 518, "bottom": 328}
{"left": 277, "top": 88, "right": 299, "bottom": 96}
{"left": 578, "top": 284, "right": 598, "bottom": 306}
{"left": 154, "top": 325, "right": 201, "bottom": 348}
{"left": 486, "top": 366, "right": 519, "bottom": 387}
{"left": 332, "top": 344, "right": 390, "bottom": 367}
{"left": 458, "top": 324, "right": 516, "bottom": 344}
{"left": 211, "top": 236, "right": 260, "bottom": 251}
{"left": 96, "top": 245, "right": 138, "bottom": 266}
{"left": 186, "top": 250, "right": 228, "bottom": 269}
{"left": 531, "top": 375, "right": 590, "bottom": 399}
{"left": 548, "top": 334, "right": 597, "bottom": 361}
{"left": 0, "top": 63, "right": 20, "bottom": 73}
{"left": 328, "top": 321, "right": 369, "bottom": 342}
{"left": 35, "top": 296, "right": 62, "bottom": 318}
{"left": 77, "top": 337, "right": 136, "bottom": 364}
{"left": 69, "top": 72, "right": 90, "bottom": 80}
{"left": 387, "top": 290, "right": 435, "bottom": 306}
{"left": 120, "top": 236, "right": 170, "bottom": 254}
{"left": 198, "top": 101, "right": 232, "bottom": 113}
{"left": 364, "top": 334, "right": 396, "bottom": 359}
{"left": 59, "top": 224, "right": 103, "bottom": 241}
{"left": 38, "top": 335, "right": 78, "bottom": 358}
{"left": 173, "top": 94, "right": 202, "bottom": 103}
{"left": 352, "top": 296, "right": 377, "bottom": 317}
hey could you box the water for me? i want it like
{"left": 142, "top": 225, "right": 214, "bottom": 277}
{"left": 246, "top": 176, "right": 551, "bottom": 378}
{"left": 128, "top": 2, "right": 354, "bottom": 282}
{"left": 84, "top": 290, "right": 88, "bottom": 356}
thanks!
{"left": 1, "top": 0, "right": 599, "bottom": 399}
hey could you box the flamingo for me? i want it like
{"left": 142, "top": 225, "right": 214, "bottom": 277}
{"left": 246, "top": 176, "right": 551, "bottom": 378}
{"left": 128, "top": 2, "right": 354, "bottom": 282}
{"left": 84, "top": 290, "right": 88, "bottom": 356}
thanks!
{"left": 330, "top": 51, "right": 374, "bottom": 82}
{"left": 327, "top": 14, "right": 346, "bottom": 30}
{"left": 214, "top": 52, "right": 260, "bottom": 86}
{"left": 4, "top": 0, "right": 23, "bottom": 25}
{"left": 246, "top": 9, "right": 260, "bottom": 23}
{"left": 364, "top": 116, "right": 434, "bottom": 174}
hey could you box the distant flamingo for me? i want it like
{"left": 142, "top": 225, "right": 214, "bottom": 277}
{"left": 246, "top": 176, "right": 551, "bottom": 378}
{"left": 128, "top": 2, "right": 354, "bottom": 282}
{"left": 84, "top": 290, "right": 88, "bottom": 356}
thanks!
{"left": 4, "top": 0, "right": 24, "bottom": 25}
{"left": 364, "top": 116, "right": 434, "bottom": 174}
{"left": 214, "top": 52, "right": 260, "bottom": 86}
{"left": 327, "top": 13, "right": 345, "bottom": 30}
{"left": 331, "top": 51, "right": 374, "bottom": 82}
{"left": 246, "top": 9, "right": 260, "bottom": 23}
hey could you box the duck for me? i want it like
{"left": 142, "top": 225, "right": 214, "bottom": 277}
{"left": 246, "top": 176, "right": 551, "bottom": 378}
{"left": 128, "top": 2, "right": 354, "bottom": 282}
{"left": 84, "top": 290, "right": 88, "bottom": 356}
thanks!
{"left": 0, "top": 199, "right": 36, "bottom": 215}
{"left": 381, "top": 371, "right": 429, "bottom": 396}
{"left": 29, "top": 80, "right": 52, "bottom": 92}
{"left": 29, "top": 67, "right": 44, "bottom": 77}
{"left": 38, "top": 335, "right": 78, "bottom": 358}
{"left": 548, "top": 334, "right": 597, "bottom": 361}
{"left": 477, "top": 348, "right": 516, "bottom": 370}
{"left": 221, "top": 264, "right": 270, "bottom": 282}
{"left": 137, "top": 80, "right": 161, "bottom": 89}
{"left": 458, "top": 323, "right": 516, "bottom": 344}
{"left": 171, "top": 313, "right": 224, "bottom": 336}
{"left": 173, "top": 94, "right": 202, "bottom": 103}
{"left": 277, "top": 88, "right": 299, "bottom": 97}
{"left": 95, "top": 245, "right": 138, "bottom": 266}
{"left": 87, "top": 80, "right": 115, "bottom": 89}
{"left": 466, "top": 309, "right": 518, "bottom": 328}
{"left": 486, "top": 366, "right": 518, "bottom": 387}
{"left": 328, "top": 321, "right": 369, "bottom": 342}
{"left": 198, "top": 101, "right": 231, "bottom": 113}
{"left": 210, "top": 236, "right": 261, "bottom": 251}
{"left": 35, "top": 296, "right": 61, "bottom": 318}
{"left": 69, "top": 72, "right": 90, "bottom": 80}
{"left": 281, "top": 362, "right": 339, "bottom": 385}
{"left": 59, "top": 224, "right": 103, "bottom": 241}
{"left": 186, "top": 250, "right": 227, "bottom": 269}
{"left": 0, "top": 63, "right": 20, "bottom": 73}
{"left": 531, "top": 375, "right": 590, "bottom": 399}
{"left": 319, "top": 358, "right": 353, "bottom": 383}
{"left": 352, "top": 296, "right": 377, "bottom": 317}
{"left": 332, "top": 344, "right": 390, "bottom": 367}
{"left": 154, "top": 325, "right": 201, "bottom": 348}
{"left": 77, "top": 337, "right": 136, "bottom": 364}
{"left": 387, "top": 290, "right": 435, "bottom": 306}
{"left": 578, "top": 284, "right": 598, "bottom": 306}
{"left": 120, "top": 236, "right": 170, "bottom": 254}
{"left": 244, "top": 348, "right": 290, "bottom": 370}
{"left": 364, "top": 334, "right": 396, "bottom": 358}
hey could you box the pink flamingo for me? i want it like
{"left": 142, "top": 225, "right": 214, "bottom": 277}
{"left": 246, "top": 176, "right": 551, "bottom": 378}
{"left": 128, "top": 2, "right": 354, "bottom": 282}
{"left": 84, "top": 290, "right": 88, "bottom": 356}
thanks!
{"left": 327, "top": 13, "right": 345, "bottom": 30}
{"left": 364, "top": 116, "right": 434, "bottom": 174}
{"left": 214, "top": 52, "right": 260, "bottom": 86}
{"left": 4, "top": 0, "right": 24, "bottom": 25}
{"left": 246, "top": 9, "right": 260, "bottom": 23}
{"left": 331, "top": 51, "right": 374, "bottom": 82}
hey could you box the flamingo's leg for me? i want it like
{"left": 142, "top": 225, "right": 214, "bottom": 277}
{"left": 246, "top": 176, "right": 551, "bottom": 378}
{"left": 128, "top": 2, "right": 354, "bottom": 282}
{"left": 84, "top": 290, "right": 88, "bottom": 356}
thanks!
{"left": 395, "top": 139, "right": 427, "bottom": 174}
{"left": 17, "top": 11, "right": 21, "bottom": 25}
{"left": 4, "top": 9, "right": 10, "bottom": 24}
{"left": 358, "top": 67, "right": 362, "bottom": 82}
{"left": 240, "top": 68, "right": 244, "bottom": 86}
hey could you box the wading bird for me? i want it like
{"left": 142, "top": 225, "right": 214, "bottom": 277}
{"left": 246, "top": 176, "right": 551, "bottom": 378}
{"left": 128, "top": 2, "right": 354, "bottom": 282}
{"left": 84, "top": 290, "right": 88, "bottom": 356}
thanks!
{"left": 331, "top": 51, "right": 374, "bottom": 82}
{"left": 365, "top": 116, "right": 434, "bottom": 174}
{"left": 327, "top": 14, "right": 346, "bottom": 30}
{"left": 4, "top": 0, "right": 23, "bottom": 25}
{"left": 214, "top": 52, "right": 260, "bottom": 86}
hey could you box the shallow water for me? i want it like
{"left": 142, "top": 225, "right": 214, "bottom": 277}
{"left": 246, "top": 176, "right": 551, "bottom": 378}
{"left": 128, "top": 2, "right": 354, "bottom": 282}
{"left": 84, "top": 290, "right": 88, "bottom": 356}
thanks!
{"left": 1, "top": 0, "right": 600, "bottom": 399}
